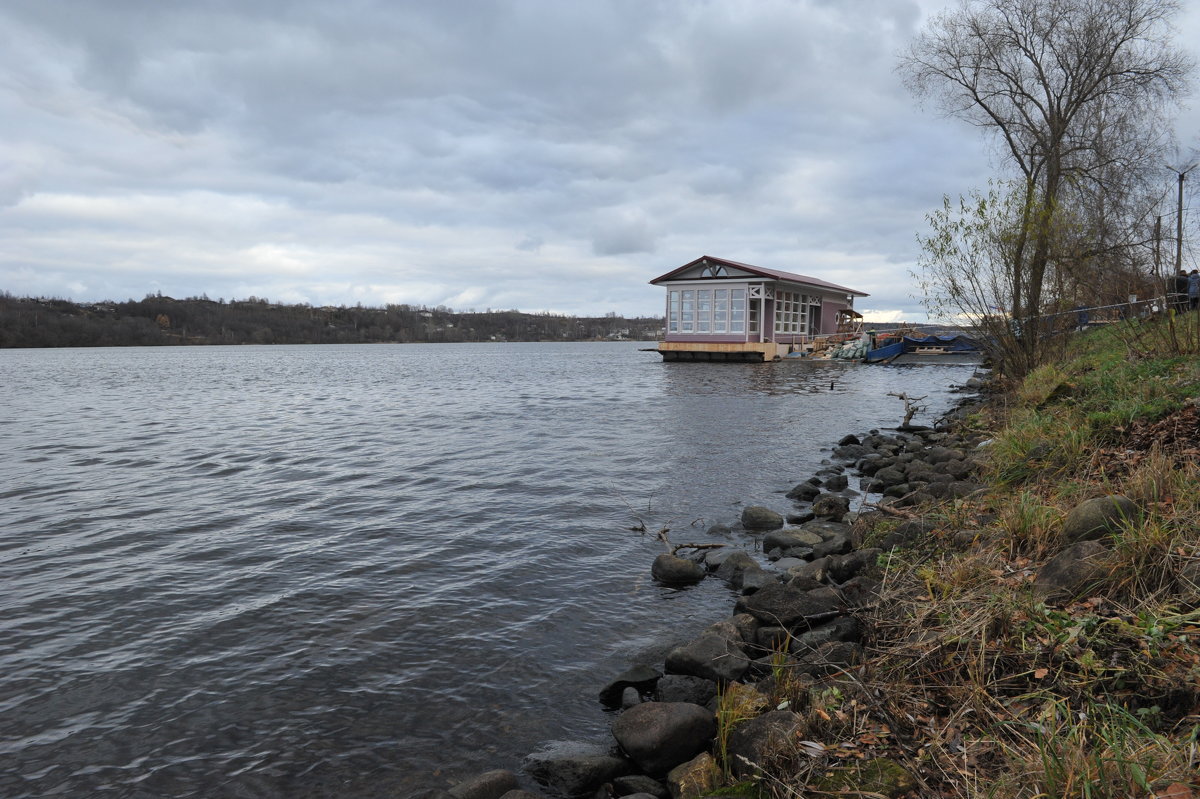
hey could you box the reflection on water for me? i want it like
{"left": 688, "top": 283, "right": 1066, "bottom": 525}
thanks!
{"left": 0, "top": 343, "right": 977, "bottom": 797}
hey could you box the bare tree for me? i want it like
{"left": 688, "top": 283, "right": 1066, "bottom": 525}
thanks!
{"left": 900, "top": 0, "right": 1192, "bottom": 375}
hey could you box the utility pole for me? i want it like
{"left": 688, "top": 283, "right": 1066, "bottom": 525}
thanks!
{"left": 1167, "top": 163, "right": 1195, "bottom": 275}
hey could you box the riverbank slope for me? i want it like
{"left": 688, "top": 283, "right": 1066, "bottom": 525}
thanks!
{"left": 735, "top": 315, "right": 1200, "bottom": 797}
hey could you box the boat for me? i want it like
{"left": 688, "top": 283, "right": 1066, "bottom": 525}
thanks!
{"left": 865, "top": 333, "right": 982, "bottom": 365}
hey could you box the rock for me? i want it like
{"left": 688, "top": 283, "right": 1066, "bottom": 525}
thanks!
{"left": 654, "top": 675, "right": 718, "bottom": 705}
{"left": 714, "top": 551, "right": 760, "bottom": 582}
{"left": 599, "top": 665, "right": 663, "bottom": 708}
{"left": 611, "top": 702, "right": 716, "bottom": 774}
{"left": 879, "top": 519, "right": 937, "bottom": 549}
{"left": 1033, "top": 540, "right": 1110, "bottom": 601}
{"left": 788, "top": 557, "right": 832, "bottom": 585}
{"left": 810, "top": 532, "right": 853, "bottom": 559}
{"left": 611, "top": 774, "right": 669, "bottom": 798}
{"left": 838, "top": 433, "right": 862, "bottom": 446}
{"left": 448, "top": 770, "right": 521, "bottom": 799}
{"left": 498, "top": 792, "right": 544, "bottom": 799}
{"left": 737, "top": 567, "right": 773, "bottom": 593}
{"left": 763, "top": 528, "right": 824, "bottom": 552}
{"left": 665, "top": 634, "right": 748, "bottom": 683}
{"left": 651, "top": 553, "right": 706, "bottom": 586}
{"left": 621, "top": 687, "right": 641, "bottom": 708}
{"left": 811, "top": 494, "right": 851, "bottom": 520}
{"left": 786, "top": 482, "right": 822, "bottom": 502}
{"left": 735, "top": 582, "right": 841, "bottom": 630}
{"left": 828, "top": 548, "right": 881, "bottom": 582}
{"left": 773, "top": 556, "right": 807, "bottom": 572}
{"left": 1061, "top": 495, "right": 1140, "bottom": 543}
{"left": 523, "top": 742, "right": 631, "bottom": 797}
{"left": 872, "top": 466, "right": 907, "bottom": 489}
{"left": 833, "top": 443, "right": 869, "bottom": 460}
{"left": 414, "top": 791, "right": 456, "bottom": 799}
{"left": 665, "top": 752, "right": 719, "bottom": 799}
{"left": 725, "top": 710, "right": 804, "bottom": 778}
{"left": 793, "top": 640, "right": 863, "bottom": 676}
{"left": 740, "top": 506, "right": 784, "bottom": 530}
{"left": 706, "top": 523, "right": 732, "bottom": 537}
{"left": 795, "top": 615, "right": 861, "bottom": 647}
{"left": 838, "top": 575, "right": 882, "bottom": 608}
{"left": 823, "top": 474, "right": 849, "bottom": 491}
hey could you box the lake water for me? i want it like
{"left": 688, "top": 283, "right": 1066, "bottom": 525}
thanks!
{"left": 0, "top": 343, "right": 976, "bottom": 797}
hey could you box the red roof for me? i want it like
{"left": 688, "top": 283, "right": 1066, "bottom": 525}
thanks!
{"left": 649, "top": 255, "right": 869, "bottom": 297}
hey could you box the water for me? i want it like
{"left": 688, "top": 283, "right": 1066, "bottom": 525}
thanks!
{"left": 0, "top": 343, "right": 976, "bottom": 797}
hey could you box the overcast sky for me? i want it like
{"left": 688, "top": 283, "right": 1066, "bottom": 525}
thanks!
{"left": 2, "top": 1, "right": 1199, "bottom": 321}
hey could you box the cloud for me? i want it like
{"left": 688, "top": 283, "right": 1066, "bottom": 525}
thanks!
{"left": 7, "top": 0, "right": 1182, "bottom": 321}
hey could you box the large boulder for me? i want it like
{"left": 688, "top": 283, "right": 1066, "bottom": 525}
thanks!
{"left": 811, "top": 494, "right": 850, "bottom": 521}
{"left": 1061, "top": 495, "right": 1140, "bottom": 543}
{"left": 714, "top": 551, "right": 760, "bottom": 583}
{"left": 741, "top": 506, "right": 785, "bottom": 530}
{"left": 786, "top": 482, "right": 822, "bottom": 502}
{"left": 651, "top": 553, "right": 706, "bottom": 586}
{"left": 665, "top": 634, "right": 748, "bottom": 683}
{"left": 448, "top": 770, "right": 520, "bottom": 799}
{"left": 523, "top": 742, "right": 631, "bottom": 797}
{"left": 1034, "top": 540, "right": 1110, "bottom": 601}
{"left": 763, "top": 528, "right": 823, "bottom": 553}
{"left": 725, "top": 710, "right": 805, "bottom": 778}
{"left": 611, "top": 702, "right": 716, "bottom": 775}
{"left": 735, "top": 582, "right": 841, "bottom": 630}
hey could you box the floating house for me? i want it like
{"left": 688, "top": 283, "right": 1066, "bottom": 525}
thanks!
{"left": 650, "top": 255, "right": 869, "bottom": 362}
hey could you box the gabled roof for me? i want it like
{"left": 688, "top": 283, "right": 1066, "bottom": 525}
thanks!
{"left": 649, "top": 255, "right": 869, "bottom": 297}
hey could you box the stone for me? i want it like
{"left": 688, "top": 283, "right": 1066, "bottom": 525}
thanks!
{"left": 823, "top": 474, "right": 849, "bottom": 491}
{"left": 725, "top": 710, "right": 804, "bottom": 778}
{"left": 621, "top": 687, "right": 641, "bottom": 709}
{"left": 611, "top": 774, "right": 669, "bottom": 798}
{"left": 737, "top": 567, "right": 773, "bottom": 593}
{"left": 1061, "top": 495, "right": 1140, "bottom": 543}
{"left": 498, "top": 792, "right": 543, "bottom": 799}
{"left": 611, "top": 702, "right": 716, "bottom": 774}
{"left": 651, "top": 553, "right": 706, "bottom": 586}
{"left": 735, "top": 582, "right": 841, "bottom": 629}
{"left": 838, "top": 575, "right": 882, "bottom": 608}
{"left": 833, "top": 443, "right": 869, "bottom": 460}
{"left": 706, "top": 523, "right": 732, "bottom": 537}
{"left": 523, "top": 742, "right": 631, "bottom": 797}
{"left": 828, "top": 548, "right": 881, "bottom": 582}
{"left": 837, "top": 433, "right": 862, "bottom": 446}
{"left": 599, "top": 665, "right": 663, "bottom": 708}
{"left": 795, "top": 615, "right": 861, "bottom": 647}
{"left": 448, "top": 770, "right": 521, "bottom": 799}
{"left": 811, "top": 494, "right": 851, "bottom": 520}
{"left": 787, "top": 557, "right": 832, "bottom": 585}
{"left": 810, "top": 532, "right": 853, "bottom": 559}
{"left": 654, "top": 675, "right": 718, "bottom": 705}
{"left": 665, "top": 752, "right": 719, "bottom": 799}
{"left": 714, "top": 551, "right": 760, "bottom": 582}
{"left": 763, "top": 528, "right": 824, "bottom": 552}
{"left": 665, "top": 634, "right": 749, "bottom": 683}
{"left": 872, "top": 466, "right": 907, "bottom": 489}
{"left": 1033, "top": 540, "right": 1110, "bottom": 601}
{"left": 793, "top": 640, "right": 863, "bottom": 676}
{"left": 785, "top": 482, "right": 822, "bottom": 502}
{"left": 740, "top": 506, "right": 784, "bottom": 530}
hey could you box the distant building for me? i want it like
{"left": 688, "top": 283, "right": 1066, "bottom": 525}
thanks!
{"left": 650, "top": 255, "right": 868, "bottom": 362}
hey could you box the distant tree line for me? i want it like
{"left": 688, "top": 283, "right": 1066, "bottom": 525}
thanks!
{"left": 0, "top": 292, "right": 664, "bottom": 348}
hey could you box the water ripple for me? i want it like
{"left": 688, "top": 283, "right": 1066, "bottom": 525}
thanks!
{"left": 0, "top": 343, "right": 976, "bottom": 797}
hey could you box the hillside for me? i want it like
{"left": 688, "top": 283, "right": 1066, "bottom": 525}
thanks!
{"left": 0, "top": 293, "right": 663, "bottom": 348}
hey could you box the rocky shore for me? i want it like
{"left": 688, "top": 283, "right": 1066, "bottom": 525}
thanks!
{"left": 420, "top": 390, "right": 991, "bottom": 799}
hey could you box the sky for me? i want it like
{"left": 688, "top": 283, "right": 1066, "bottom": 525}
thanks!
{"left": 2, "top": 1, "right": 1199, "bottom": 321}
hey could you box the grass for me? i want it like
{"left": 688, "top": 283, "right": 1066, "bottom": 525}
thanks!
{"left": 723, "top": 315, "right": 1200, "bottom": 798}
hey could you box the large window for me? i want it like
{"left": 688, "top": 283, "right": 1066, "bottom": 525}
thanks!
{"left": 668, "top": 286, "right": 748, "bottom": 334}
{"left": 774, "top": 291, "right": 810, "bottom": 336}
